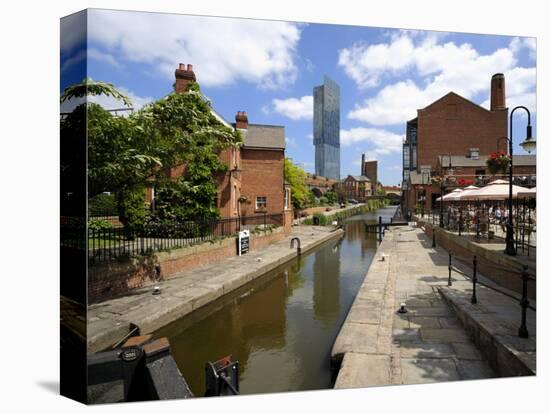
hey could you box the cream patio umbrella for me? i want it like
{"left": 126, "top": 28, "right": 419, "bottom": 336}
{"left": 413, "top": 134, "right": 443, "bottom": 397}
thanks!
{"left": 517, "top": 187, "right": 536, "bottom": 198}
{"left": 460, "top": 180, "right": 529, "bottom": 200}
{"left": 455, "top": 185, "right": 479, "bottom": 200}
{"left": 435, "top": 188, "right": 463, "bottom": 202}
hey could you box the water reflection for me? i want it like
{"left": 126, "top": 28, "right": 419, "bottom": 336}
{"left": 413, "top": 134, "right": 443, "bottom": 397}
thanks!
{"left": 154, "top": 206, "right": 397, "bottom": 396}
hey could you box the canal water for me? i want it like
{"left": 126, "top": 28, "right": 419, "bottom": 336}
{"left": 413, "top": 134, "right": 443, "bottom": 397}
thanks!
{"left": 154, "top": 206, "right": 397, "bottom": 396}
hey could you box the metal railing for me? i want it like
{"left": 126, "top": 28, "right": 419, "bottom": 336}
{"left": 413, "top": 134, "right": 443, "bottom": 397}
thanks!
{"left": 445, "top": 249, "right": 535, "bottom": 338}
{"left": 421, "top": 202, "right": 536, "bottom": 255}
{"left": 61, "top": 213, "right": 284, "bottom": 266}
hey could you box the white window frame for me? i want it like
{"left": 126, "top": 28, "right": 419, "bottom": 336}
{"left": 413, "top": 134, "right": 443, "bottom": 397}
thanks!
{"left": 256, "top": 196, "right": 267, "bottom": 210}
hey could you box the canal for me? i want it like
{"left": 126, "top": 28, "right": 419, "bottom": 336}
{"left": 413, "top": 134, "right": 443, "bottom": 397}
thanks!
{"left": 154, "top": 206, "right": 397, "bottom": 396}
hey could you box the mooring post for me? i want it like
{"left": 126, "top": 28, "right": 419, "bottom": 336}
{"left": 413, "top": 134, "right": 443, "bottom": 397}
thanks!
{"left": 518, "top": 265, "right": 530, "bottom": 338}
{"left": 448, "top": 251, "right": 453, "bottom": 286}
{"left": 471, "top": 256, "right": 478, "bottom": 304}
{"left": 432, "top": 228, "right": 436, "bottom": 248}
{"left": 378, "top": 216, "right": 382, "bottom": 242}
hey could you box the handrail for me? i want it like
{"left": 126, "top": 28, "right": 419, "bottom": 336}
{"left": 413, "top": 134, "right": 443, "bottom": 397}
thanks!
{"left": 444, "top": 246, "right": 535, "bottom": 338}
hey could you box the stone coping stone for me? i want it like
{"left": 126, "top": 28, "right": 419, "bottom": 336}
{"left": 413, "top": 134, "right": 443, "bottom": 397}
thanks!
{"left": 438, "top": 286, "right": 536, "bottom": 377}
{"left": 88, "top": 227, "right": 344, "bottom": 353}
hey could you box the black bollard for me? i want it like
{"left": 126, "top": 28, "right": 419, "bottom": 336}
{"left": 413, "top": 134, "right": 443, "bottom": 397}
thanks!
{"left": 378, "top": 216, "right": 383, "bottom": 242}
{"left": 448, "top": 251, "right": 453, "bottom": 286}
{"left": 458, "top": 209, "right": 462, "bottom": 236}
{"left": 432, "top": 228, "right": 436, "bottom": 248}
{"left": 471, "top": 256, "right": 478, "bottom": 304}
{"left": 518, "top": 266, "right": 530, "bottom": 338}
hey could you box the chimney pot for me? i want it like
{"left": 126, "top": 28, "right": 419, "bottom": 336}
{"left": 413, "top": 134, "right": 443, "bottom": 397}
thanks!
{"left": 175, "top": 63, "right": 197, "bottom": 93}
{"left": 235, "top": 111, "right": 249, "bottom": 129}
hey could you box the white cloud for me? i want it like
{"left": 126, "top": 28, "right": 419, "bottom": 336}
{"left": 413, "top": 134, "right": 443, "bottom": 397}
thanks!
{"left": 60, "top": 11, "right": 86, "bottom": 54}
{"left": 304, "top": 58, "right": 315, "bottom": 72}
{"left": 342, "top": 34, "right": 536, "bottom": 126}
{"left": 61, "top": 49, "right": 86, "bottom": 73}
{"left": 88, "top": 48, "right": 122, "bottom": 69}
{"left": 340, "top": 128, "right": 403, "bottom": 159}
{"left": 285, "top": 136, "right": 297, "bottom": 147}
{"left": 87, "top": 9, "right": 302, "bottom": 90}
{"left": 338, "top": 36, "right": 415, "bottom": 89}
{"left": 480, "top": 66, "right": 537, "bottom": 114}
{"left": 510, "top": 37, "right": 536, "bottom": 60}
{"left": 272, "top": 95, "right": 313, "bottom": 120}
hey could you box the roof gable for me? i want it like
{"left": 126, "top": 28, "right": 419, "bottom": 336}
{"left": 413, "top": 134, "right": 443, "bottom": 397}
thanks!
{"left": 419, "top": 92, "right": 492, "bottom": 114}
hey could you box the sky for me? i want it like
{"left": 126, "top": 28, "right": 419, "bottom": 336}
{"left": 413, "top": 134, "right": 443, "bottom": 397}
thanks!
{"left": 61, "top": 9, "right": 537, "bottom": 186}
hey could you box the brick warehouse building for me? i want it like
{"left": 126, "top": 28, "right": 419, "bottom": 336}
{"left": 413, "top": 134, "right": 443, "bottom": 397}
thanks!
{"left": 402, "top": 73, "right": 517, "bottom": 213}
{"left": 360, "top": 154, "right": 378, "bottom": 191}
{"left": 341, "top": 175, "right": 372, "bottom": 202}
{"left": 147, "top": 64, "right": 291, "bottom": 224}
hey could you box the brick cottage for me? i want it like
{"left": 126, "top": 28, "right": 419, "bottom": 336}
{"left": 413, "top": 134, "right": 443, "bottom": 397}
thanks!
{"left": 147, "top": 63, "right": 292, "bottom": 226}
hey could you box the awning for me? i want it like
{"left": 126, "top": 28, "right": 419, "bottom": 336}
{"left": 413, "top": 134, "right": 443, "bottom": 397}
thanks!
{"left": 460, "top": 180, "right": 530, "bottom": 201}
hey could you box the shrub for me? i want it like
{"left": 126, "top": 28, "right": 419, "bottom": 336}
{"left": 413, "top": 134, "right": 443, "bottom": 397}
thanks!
{"left": 88, "top": 218, "right": 113, "bottom": 231}
{"left": 88, "top": 193, "right": 118, "bottom": 216}
{"left": 312, "top": 213, "right": 329, "bottom": 225}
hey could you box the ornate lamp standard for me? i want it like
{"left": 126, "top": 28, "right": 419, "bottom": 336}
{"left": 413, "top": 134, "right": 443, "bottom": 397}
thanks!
{"left": 502, "top": 106, "right": 536, "bottom": 256}
{"left": 439, "top": 154, "right": 453, "bottom": 228}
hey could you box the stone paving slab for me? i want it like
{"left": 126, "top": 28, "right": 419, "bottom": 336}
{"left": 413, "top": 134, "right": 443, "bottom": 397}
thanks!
{"left": 87, "top": 225, "right": 343, "bottom": 353}
{"left": 332, "top": 226, "right": 499, "bottom": 390}
{"left": 334, "top": 353, "right": 391, "bottom": 389}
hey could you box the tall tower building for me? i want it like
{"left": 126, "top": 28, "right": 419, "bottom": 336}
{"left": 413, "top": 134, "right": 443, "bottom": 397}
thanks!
{"left": 314, "top": 76, "right": 340, "bottom": 180}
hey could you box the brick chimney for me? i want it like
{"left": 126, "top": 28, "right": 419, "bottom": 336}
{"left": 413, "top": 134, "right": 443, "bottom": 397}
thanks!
{"left": 490, "top": 73, "right": 506, "bottom": 111}
{"left": 235, "top": 111, "right": 248, "bottom": 129}
{"left": 361, "top": 153, "right": 366, "bottom": 176}
{"left": 175, "top": 63, "right": 196, "bottom": 93}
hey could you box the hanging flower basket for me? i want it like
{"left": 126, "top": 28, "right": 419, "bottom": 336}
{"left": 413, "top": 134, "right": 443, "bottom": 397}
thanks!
{"left": 486, "top": 151, "right": 510, "bottom": 175}
{"left": 431, "top": 176, "right": 442, "bottom": 185}
{"left": 457, "top": 178, "right": 474, "bottom": 187}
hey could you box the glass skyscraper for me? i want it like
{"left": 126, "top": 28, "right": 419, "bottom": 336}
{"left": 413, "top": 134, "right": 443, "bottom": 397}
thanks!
{"left": 314, "top": 76, "right": 340, "bottom": 180}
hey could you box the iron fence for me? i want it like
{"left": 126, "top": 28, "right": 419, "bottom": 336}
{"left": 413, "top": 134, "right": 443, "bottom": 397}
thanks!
{"left": 445, "top": 249, "right": 535, "bottom": 338}
{"left": 61, "top": 213, "right": 284, "bottom": 266}
{"left": 420, "top": 197, "right": 536, "bottom": 254}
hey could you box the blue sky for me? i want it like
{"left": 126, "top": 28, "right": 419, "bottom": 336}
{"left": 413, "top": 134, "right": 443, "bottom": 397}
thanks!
{"left": 61, "top": 9, "right": 537, "bottom": 186}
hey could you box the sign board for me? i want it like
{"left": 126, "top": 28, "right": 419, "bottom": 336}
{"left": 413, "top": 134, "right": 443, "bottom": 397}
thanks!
{"left": 238, "top": 230, "right": 250, "bottom": 256}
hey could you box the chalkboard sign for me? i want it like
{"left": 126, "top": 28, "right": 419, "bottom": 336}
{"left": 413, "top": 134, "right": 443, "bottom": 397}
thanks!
{"left": 238, "top": 230, "right": 250, "bottom": 256}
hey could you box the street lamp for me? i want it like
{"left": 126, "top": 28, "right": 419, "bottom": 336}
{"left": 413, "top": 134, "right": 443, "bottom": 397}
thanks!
{"left": 503, "top": 105, "right": 536, "bottom": 256}
{"left": 439, "top": 154, "right": 453, "bottom": 228}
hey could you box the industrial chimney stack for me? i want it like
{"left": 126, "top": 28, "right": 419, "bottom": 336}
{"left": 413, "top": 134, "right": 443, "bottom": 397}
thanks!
{"left": 490, "top": 73, "right": 506, "bottom": 111}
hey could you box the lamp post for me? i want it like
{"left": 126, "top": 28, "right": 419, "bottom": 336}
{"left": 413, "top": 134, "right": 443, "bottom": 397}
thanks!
{"left": 503, "top": 106, "right": 536, "bottom": 256}
{"left": 439, "top": 154, "right": 453, "bottom": 228}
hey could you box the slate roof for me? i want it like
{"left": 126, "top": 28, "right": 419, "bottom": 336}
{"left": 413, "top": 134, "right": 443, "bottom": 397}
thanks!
{"left": 348, "top": 175, "right": 371, "bottom": 182}
{"left": 238, "top": 124, "right": 286, "bottom": 150}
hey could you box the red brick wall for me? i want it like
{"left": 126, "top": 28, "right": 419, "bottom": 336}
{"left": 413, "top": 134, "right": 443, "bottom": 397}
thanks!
{"left": 215, "top": 147, "right": 241, "bottom": 218}
{"left": 421, "top": 224, "right": 535, "bottom": 299}
{"left": 88, "top": 228, "right": 289, "bottom": 303}
{"left": 364, "top": 160, "right": 378, "bottom": 188}
{"left": 417, "top": 94, "right": 507, "bottom": 170}
{"left": 240, "top": 148, "right": 284, "bottom": 217}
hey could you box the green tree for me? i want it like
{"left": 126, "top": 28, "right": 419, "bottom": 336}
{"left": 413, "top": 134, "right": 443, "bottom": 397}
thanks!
{"left": 138, "top": 84, "right": 241, "bottom": 221}
{"left": 284, "top": 158, "right": 313, "bottom": 209}
{"left": 61, "top": 78, "right": 132, "bottom": 106}
{"left": 324, "top": 191, "right": 338, "bottom": 205}
{"left": 61, "top": 78, "right": 241, "bottom": 225}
